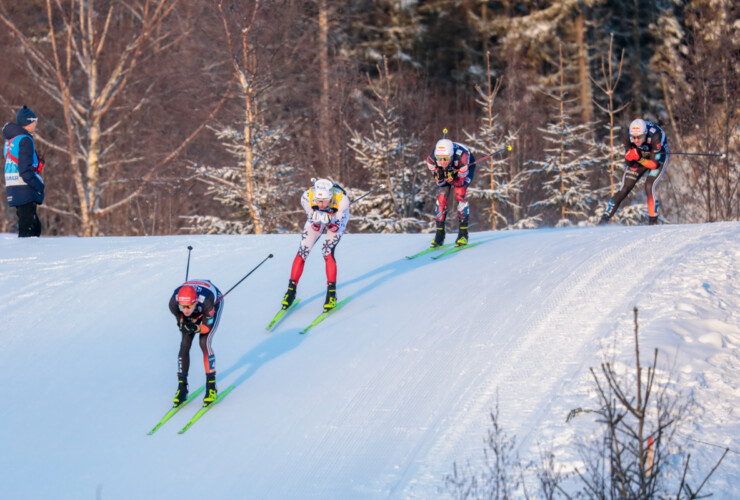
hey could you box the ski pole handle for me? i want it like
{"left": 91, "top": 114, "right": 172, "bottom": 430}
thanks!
{"left": 215, "top": 254, "right": 273, "bottom": 305}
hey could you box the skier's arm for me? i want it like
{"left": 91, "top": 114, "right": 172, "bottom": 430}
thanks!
{"left": 636, "top": 130, "right": 663, "bottom": 169}
{"left": 196, "top": 295, "right": 216, "bottom": 334}
{"left": 326, "top": 196, "right": 350, "bottom": 231}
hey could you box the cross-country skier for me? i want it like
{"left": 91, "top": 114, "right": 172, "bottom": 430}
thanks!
{"left": 426, "top": 138, "right": 476, "bottom": 247}
{"left": 168, "top": 280, "right": 224, "bottom": 407}
{"left": 280, "top": 178, "right": 350, "bottom": 313}
{"left": 599, "top": 118, "right": 669, "bottom": 225}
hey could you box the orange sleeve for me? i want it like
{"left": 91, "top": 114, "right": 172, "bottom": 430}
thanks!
{"left": 639, "top": 159, "right": 658, "bottom": 169}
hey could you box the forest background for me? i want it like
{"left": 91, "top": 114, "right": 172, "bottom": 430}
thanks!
{"left": 0, "top": 0, "right": 737, "bottom": 237}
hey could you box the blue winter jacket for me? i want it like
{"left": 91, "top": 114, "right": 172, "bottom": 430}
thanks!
{"left": 3, "top": 122, "right": 44, "bottom": 207}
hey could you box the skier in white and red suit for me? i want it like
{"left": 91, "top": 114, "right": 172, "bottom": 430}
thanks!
{"left": 280, "top": 178, "right": 351, "bottom": 314}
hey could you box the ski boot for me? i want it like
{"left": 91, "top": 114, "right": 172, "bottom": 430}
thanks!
{"left": 282, "top": 279, "right": 297, "bottom": 310}
{"left": 323, "top": 281, "right": 337, "bottom": 313}
{"left": 430, "top": 222, "right": 445, "bottom": 248}
{"left": 455, "top": 226, "right": 469, "bottom": 247}
{"left": 173, "top": 374, "right": 188, "bottom": 408}
{"left": 203, "top": 372, "right": 217, "bottom": 407}
{"left": 648, "top": 215, "right": 658, "bottom": 225}
{"left": 598, "top": 214, "right": 611, "bottom": 226}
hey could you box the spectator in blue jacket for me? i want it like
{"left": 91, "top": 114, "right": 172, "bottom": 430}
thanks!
{"left": 3, "top": 106, "right": 45, "bottom": 237}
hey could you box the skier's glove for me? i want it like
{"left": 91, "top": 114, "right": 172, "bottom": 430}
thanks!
{"left": 625, "top": 148, "right": 640, "bottom": 162}
{"left": 311, "top": 210, "right": 330, "bottom": 225}
{"left": 180, "top": 319, "right": 199, "bottom": 335}
{"left": 327, "top": 222, "right": 339, "bottom": 233}
{"left": 435, "top": 168, "right": 446, "bottom": 183}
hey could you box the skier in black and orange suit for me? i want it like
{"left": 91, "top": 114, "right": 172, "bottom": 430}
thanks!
{"left": 600, "top": 118, "right": 669, "bottom": 225}
{"left": 168, "top": 280, "right": 224, "bottom": 407}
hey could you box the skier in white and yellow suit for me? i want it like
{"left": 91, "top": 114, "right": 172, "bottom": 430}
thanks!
{"left": 280, "top": 178, "right": 350, "bottom": 313}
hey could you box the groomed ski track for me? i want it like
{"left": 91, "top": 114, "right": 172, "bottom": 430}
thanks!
{"left": 1, "top": 223, "right": 738, "bottom": 499}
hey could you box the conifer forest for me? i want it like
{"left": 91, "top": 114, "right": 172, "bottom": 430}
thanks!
{"left": 0, "top": 0, "right": 737, "bottom": 236}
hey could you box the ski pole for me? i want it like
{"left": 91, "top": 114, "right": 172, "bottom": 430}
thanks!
{"left": 185, "top": 245, "right": 193, "bottom": 281}
{"left": 351, "top": 184, "right": 385, "bottom": 205}
{"left": 664, "top": 151, "right": 726, "bottom": 158}
{"left": 214, "top": 254, "right": 273, "bottom": 305}
{"left": 469, "top": 145, "right": 513, "bottom": 166}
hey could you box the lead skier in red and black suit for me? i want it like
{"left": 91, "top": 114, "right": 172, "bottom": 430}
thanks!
{"left": 168, "top": 280, "right": 224, "bottom": 407}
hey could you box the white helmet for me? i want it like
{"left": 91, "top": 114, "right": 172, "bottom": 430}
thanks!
{"left": 434, "top": 139, "right": 453, "bottom": 160}
{"left": 629, "top": 119, "right": 647, "bottom": 138}
{"left": 313, "top": 178, "right": 334, "bottom": 201}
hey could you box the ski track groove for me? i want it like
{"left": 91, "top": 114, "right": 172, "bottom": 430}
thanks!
{"left": 400, "top": 226, "right": 711, "bottom": 497}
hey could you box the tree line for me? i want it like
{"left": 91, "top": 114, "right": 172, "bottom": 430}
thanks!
{"left": 0, "top": 0, "right": 736, "bottom": 236}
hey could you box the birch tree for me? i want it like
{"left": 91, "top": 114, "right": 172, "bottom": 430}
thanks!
{"left": 0, "top": 0, "right": 225, "bottom": 236}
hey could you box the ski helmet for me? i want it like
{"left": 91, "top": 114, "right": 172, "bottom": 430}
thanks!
{"left": 629, "top": 119, "right": 647, "bottom": 138}
{"left": 313, "top": 178, "right": 334, "bottom": 201}
{"left": 434, "top": 139, "right": 453, "bottom": 160}
{"left": 177, "top": 285, "right": 198, "bottom": 307}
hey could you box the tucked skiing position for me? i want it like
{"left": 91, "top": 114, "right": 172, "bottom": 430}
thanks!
{"left": 280, "top": 178, "right": 350, "bottom": 313}
{"left": 600, "top": 118, "right": 669, "bottom": 225}
{"left": 2, "top": 106, "right": 45, "bottom": 237}
{"left": 426, "top": 138, "right": 475, "bottom": 247}
{"left": 169, "top": 280, "right": 224, "bottom": 407}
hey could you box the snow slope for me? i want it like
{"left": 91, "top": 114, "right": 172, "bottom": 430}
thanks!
{"left": 0, "top": 223, "right": 738, "bottom": 499}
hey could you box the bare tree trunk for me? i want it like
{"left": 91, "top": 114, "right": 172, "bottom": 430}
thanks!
{"left": 592, "top": 34, "right": 627, "bottom": 198}
{"left": 576, "top": 11, "right": 592, "bottom": 124}
{"left": 318, "top": 0, "right": 331, "bottom": 172}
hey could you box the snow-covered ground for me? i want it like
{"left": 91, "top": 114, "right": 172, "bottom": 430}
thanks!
{"left": 1, "top": 222, "right": 738, "bottom": 499}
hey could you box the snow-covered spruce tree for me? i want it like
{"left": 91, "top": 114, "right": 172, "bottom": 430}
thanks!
{"left": 184, "top": 122, "right": 301, "bottom": 234}
{"left": 347, "top": 57, "right": 430, "bottom": 233}
{"left": 463, "top": 54, "right": 536, "bottom": 230}
{"left": 530, "top": 45, "right": 600, "bottom": 227}
{"left": 183, "top": 0, "right": 302, "bottom": 235}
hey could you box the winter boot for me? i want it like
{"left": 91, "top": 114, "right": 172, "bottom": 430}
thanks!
{"left": 323, "top": 281, "right": 337, "bottom": 313}
{"left": 430, "top": 222, "right": 446, "bottom": 248}
{"left": 282, "top": 279, "right": 297, "bottom": 310}
{"left": 203, "top": 372, "right": 217, "bottom": 407}
{"left": 455, "top": 226, "right": 469, "bottom": 247}
{"left": 173, "top": 374, "right": 188, "bottom": 408}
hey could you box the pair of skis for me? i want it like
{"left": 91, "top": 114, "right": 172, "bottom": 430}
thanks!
{"left": 406, "top": 241, "right": 481, "bottom": 260}
{"left": 265, "top": 296, "right": 352, "bottom": 334}
{"left": 147, "top": 384, "right": 235, "bottom": 435}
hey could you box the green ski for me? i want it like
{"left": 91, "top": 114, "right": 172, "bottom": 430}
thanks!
{"left": 300, "top": 296, "right": 352, "bottom": 334}
{"left": 266, "top": 298, "right": 301, "bottom": 331}
{"left": 177, "top": 385, "right": 235, "bottom": 434}
{"left": 405, "top": 243, "right": 453, "bottom": 259}
{"left": 431, "top": 241, "right": 482, "bottom": 260}
{"left": 147, "top": 385, "right": 204, "bottom": 435}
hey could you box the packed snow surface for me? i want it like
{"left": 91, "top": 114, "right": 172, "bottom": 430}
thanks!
{"left": 1, "top": 222, "right": 738, "bottom": 499}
